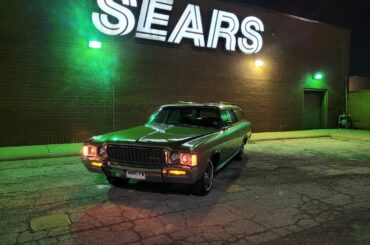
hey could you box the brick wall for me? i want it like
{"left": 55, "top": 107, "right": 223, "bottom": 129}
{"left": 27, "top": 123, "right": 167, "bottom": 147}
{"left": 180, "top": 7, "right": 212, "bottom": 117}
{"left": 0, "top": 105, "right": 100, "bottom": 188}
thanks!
{"left": 0, "top": 0, "right": 350, "bottom": 146}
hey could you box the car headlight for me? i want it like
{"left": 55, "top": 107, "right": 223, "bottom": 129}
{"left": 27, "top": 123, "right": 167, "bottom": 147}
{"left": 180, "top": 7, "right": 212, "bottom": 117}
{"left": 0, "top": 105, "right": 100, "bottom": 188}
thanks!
{"left": 170, "top": 152, "right": 180, "bottom": 163}
{"left": 98, "top": 144, "right": 107, "bottom": 159}
{"left": 180, "top": 153, "right": 197, "bottom": 167}
{"left": 82, "top": 145, "right": 98, "bottom": 157}
{"left": 165, "top": 151, "right": 197, "bottom": 167}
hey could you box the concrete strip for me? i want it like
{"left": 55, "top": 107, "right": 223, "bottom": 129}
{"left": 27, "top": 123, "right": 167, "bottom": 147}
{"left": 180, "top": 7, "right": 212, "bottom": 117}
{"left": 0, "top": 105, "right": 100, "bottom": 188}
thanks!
{"left": 0, "top": 145, "right": 50, "bottom": 159}
{"left": 332, "top": 135, "right": 370, "bottom": 142}
{"left": 30, "top": 214, "right": 71, "bottom": 232}
{"left": 251, "top": 135, "right": 331, "bottom": 142}
{"left": 0, "top": 143, "right": 82, "bottom": 162}
{"left": 47, "top": 143, "right": 83, "bottom": 154}
{"left": 251, "top": 129, "right": 370, "bottom": 142}
{"left": 0, "top": 153, "right": 81, "bottom": 162}
{"left": 1, "top": 130, "right": 369, "bottom": 161}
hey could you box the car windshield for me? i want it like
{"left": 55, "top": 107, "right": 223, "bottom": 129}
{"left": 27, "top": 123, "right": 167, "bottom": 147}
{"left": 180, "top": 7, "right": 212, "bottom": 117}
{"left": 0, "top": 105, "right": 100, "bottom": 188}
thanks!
{"left": 148, "top": 107, "right": 221, "bottom": 128}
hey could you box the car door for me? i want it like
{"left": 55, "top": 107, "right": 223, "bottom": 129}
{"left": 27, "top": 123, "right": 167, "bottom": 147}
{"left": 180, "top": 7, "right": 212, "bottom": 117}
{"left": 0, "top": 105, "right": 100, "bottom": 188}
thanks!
{"left": 225, "top": 109, "right": 245, "bottom": 155}
{"left": 219, "top": 110, "right": 235, "bottom": 160}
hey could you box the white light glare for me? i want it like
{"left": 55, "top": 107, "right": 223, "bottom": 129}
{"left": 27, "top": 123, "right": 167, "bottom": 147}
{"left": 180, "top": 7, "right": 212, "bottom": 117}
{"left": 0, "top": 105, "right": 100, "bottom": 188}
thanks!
{"left": 89, "top": 41, "right": 102, "bottom": 49}
{"left": 255, "top": 59, "right": 264, "bottom": 67}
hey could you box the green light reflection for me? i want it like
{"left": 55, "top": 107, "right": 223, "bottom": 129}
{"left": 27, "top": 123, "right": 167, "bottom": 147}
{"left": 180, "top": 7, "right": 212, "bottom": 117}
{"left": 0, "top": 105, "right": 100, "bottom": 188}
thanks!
{"left": 303, "top": 72, "right": 327, "bottom": 89}
{"left": 50, "top": 0, "right": 119, "bottom": 85}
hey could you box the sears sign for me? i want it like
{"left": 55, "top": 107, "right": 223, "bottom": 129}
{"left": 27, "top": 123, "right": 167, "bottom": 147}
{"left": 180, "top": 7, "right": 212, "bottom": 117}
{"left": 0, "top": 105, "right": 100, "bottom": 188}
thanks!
{"left": 92, "top": 0, "right": 264, "bottom": 54}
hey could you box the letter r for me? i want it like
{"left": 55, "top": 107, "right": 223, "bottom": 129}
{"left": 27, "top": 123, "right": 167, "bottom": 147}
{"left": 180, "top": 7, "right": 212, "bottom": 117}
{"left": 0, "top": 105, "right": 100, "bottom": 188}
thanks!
{"left": 207, "top": 10, "right": 239, "bottom": 51}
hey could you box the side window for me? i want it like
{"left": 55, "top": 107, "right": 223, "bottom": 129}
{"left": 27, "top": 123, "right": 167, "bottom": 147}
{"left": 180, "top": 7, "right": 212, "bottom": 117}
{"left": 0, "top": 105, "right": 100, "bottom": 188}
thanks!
{"left": 227, "top": 109, "right": 238, "bottom": 124}
{"left": 221, "top": 110, "right": 231, "bottom": 125}
{"left": 199, "top": 109, "right": 220, "bottom": 127}
{"left": 234, "top": 108, "right": 245, "bottom": 121}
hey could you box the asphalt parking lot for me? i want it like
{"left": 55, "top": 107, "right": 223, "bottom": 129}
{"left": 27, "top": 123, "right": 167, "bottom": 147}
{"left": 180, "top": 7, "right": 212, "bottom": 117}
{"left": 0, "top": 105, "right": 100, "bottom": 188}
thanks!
{"left": 1, "top": 137, "right": 370, "bottom": 245}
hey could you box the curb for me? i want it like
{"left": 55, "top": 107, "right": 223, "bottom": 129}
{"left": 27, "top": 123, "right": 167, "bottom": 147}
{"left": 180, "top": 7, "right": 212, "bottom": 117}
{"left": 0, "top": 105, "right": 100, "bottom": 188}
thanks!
{"left": 0, "top": 153, "right": 80, "bottom": 162}
{"left": 251, "top": 134, "right": 370, "bottom": 143}
{"left": 1, "top": 132, "right": 369, "bottom": 162}
{"left": 250, "top": 135, "right": 331, "bottom": 142}
{"left": 331, "top": 135, "right": 370, "bottom": 142}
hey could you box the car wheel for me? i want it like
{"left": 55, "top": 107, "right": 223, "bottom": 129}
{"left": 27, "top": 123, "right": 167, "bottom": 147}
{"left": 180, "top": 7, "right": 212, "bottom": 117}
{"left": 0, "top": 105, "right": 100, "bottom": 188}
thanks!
{"left": 106, "top": 176, "right": 129, "bottom": 188}
{"left": 193, "top": 160, "right": 214, "bottom": 196}
{"left": 234, "top": 142, "right": 245, "bottom": 160}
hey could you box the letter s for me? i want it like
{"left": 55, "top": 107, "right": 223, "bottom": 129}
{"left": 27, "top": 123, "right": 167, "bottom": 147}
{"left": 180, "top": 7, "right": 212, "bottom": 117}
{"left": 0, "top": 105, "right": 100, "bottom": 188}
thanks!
{"left": 238, "top": 16, "right": 264, "bottom": 54}
{"left": 92, "top": 0, "right": 137, "bottom": 36}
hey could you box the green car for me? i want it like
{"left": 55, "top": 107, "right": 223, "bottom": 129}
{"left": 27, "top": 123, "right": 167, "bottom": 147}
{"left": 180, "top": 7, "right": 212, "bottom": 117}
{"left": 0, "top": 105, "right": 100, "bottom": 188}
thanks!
{"left": 82, "top": 102, "right": 252, "bottom": 195}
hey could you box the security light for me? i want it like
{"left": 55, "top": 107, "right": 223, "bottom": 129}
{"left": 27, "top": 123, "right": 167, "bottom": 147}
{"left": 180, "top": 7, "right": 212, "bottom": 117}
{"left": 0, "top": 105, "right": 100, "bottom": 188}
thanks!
{"left": 313, "top": 72, "right": 323, "bottom": 80}
{"left": 89, "top": 40, "right": 102, "bottom": 49}
{"left": 255, "top": 59, "right": 264, "bottom": 67}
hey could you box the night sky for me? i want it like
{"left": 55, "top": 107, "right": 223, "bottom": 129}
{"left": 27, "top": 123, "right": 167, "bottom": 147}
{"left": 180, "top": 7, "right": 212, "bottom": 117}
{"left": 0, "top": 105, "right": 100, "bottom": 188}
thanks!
{"left": 234, "top": 0, "right": 370, "bottom": 76}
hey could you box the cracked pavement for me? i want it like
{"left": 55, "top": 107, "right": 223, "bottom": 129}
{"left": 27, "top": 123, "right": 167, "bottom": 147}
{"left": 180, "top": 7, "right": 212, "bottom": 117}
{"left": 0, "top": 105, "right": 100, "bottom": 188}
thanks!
{"left": 1, "top": 137, "right": 370, "bottom": 244}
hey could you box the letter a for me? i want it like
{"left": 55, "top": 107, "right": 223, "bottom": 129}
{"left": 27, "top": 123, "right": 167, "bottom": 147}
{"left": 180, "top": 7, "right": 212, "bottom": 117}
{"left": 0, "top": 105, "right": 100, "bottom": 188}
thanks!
{"left": 168, "top": 4, "right": 205, "bottom": 47}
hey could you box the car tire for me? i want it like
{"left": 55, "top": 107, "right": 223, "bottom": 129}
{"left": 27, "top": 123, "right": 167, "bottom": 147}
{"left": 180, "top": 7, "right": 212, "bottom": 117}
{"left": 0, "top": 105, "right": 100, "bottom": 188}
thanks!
{"left": 106, "top": 176, "right": 129, "bottom": 188}
{"left": 193, "top": 160, "right": 214, "bottom": 196}
{"left": 234, "top": 142, "right": 245, "bottom": 160}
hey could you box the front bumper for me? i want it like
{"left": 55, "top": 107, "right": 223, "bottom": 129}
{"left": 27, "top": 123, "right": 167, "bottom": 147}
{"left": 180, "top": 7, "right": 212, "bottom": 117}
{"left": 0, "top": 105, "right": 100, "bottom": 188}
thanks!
{"left": 82, "top": 157, "right": 104, "bottom": 173}
{"left": 101, "top": 161, "right": 199, "bottom": 184}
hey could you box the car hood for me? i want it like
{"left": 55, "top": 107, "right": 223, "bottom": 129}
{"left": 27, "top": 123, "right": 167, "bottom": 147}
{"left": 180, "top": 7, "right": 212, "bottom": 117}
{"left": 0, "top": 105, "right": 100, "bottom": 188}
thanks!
{"left": 90, "top": 124, "right": 218, "bottom": 149}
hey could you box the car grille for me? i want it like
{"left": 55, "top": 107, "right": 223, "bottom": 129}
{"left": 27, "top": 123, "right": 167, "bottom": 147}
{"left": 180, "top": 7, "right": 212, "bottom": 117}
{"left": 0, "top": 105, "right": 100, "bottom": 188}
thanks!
{"left": 106, "top": 144, "right": 166, "bottom": 165}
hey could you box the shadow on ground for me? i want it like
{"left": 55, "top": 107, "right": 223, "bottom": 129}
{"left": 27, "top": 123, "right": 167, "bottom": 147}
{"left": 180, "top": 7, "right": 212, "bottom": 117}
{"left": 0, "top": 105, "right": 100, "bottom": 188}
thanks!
{"left": 72, "top": 158, "right": 248, "bottom": 244}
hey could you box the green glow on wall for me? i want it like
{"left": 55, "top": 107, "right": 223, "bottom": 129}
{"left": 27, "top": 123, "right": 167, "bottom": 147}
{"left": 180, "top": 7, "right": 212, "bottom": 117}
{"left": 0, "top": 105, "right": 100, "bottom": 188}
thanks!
{"left": 72, "top": 1, "right": 118, "bottom": 84}
{"left": 50, "top": 0, "right": 119, "bottom": 85}
{"left": 304, "top": 72, "right": 327, "bottom": 89}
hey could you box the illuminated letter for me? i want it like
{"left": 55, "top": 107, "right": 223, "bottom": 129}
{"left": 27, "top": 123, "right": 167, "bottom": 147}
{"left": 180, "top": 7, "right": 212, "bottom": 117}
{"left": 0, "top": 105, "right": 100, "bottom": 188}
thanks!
{"left": 238, "top": 16, "right": 264, "bottom": 54}
{"left": 207, "top": 10, "right": 239, "bottom": 51}
{"left": 168, "top": 4, "right": 205, "bottom": 47}
{"left": 136, "top": 0, "right": 174, "bottom": 42}
{"left": 92, "top": 0, "right": 137, "bottom": 36}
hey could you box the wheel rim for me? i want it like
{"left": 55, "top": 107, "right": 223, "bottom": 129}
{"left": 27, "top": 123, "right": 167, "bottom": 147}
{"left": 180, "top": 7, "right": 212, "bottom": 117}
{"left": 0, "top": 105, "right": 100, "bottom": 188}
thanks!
{"left": 204, "top": 161, "right": 214, "bottom": 191}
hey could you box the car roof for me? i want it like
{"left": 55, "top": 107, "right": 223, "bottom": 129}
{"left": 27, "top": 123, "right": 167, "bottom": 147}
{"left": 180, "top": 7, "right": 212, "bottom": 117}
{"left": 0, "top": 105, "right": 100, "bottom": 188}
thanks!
{"left": 160, "top": 102, "right": 241, "bottom": 110}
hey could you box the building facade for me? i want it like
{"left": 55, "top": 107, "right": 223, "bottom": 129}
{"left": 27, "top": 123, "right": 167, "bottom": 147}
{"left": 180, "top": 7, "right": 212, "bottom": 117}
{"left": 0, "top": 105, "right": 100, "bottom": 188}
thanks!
{"left": 0, "top": 0, "right": 350, "bottom": 146}
{"left": 348, "top": 90, "right": 370, "bottom": 129}
{"left": 350, "top": 76, "right": 370, "bottom": 91}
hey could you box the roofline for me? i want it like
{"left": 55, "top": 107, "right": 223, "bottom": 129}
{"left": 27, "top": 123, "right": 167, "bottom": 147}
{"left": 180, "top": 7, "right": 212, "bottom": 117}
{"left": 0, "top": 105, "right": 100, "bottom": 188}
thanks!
{"left": 225, "top": 0, "right": 350, "bottom": 33}
{"left": 160, "top": 102, "right": 240, "bottom": 109}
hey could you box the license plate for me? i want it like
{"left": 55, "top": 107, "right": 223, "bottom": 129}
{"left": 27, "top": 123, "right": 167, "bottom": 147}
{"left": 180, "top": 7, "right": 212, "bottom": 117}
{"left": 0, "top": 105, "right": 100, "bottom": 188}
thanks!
{"left": 126, "top": 170, "right": 146, "bottom": 180}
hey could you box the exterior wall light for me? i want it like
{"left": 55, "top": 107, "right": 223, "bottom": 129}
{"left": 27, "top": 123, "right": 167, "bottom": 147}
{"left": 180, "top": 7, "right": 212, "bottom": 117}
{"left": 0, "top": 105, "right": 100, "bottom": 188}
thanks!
{"left": 89, "top": 40, "right": 102, "bottom": 49}
{"left": 255, "top": 59, "right": 264, "bottom": 67}
{"left": 313, "top": 72, "right": 323, "bottom": 80}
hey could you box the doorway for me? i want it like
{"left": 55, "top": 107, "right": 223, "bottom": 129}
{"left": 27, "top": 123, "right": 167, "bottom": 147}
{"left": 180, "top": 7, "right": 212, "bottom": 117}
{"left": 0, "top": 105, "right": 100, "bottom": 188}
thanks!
{"left": 304, "top": 90, "right": 327, "bottom": 129}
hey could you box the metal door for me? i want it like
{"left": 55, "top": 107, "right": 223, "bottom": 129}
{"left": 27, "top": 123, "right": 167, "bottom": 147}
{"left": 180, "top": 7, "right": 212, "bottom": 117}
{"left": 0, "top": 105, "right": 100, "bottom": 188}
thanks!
{"left": 304, "top": 90, "right": 326, "bottom": 129}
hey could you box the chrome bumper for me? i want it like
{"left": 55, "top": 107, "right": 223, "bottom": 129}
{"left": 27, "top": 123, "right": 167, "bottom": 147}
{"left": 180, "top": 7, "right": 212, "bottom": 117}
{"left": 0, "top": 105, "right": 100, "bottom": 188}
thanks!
{"left": 102, "top": 161, "right": 199, "bottom": 184}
